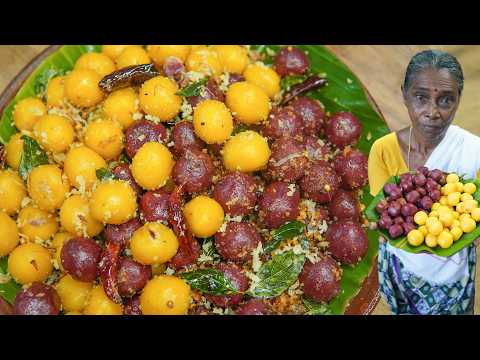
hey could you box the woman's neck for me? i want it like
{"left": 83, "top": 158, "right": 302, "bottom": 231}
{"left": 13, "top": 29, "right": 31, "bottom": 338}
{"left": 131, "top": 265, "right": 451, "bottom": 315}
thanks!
{"left": 410, "top": 126, "right": 449, "bottom": 155}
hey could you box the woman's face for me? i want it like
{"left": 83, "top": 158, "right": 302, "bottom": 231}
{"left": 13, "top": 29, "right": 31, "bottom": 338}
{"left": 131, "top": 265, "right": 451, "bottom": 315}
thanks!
{"left": 403, "top": 67, "right": 460, "bottom": 141}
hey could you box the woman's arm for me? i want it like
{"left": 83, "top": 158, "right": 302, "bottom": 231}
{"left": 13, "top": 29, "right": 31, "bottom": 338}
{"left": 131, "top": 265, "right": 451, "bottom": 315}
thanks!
{"left": 368, "top": 141, "right": 392, "bottom": 196}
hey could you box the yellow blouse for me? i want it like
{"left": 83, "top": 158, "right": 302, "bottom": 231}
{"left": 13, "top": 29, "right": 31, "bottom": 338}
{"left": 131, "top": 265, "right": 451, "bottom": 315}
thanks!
{"left": 368, "top": 132, "right": 409, "bottom": 196}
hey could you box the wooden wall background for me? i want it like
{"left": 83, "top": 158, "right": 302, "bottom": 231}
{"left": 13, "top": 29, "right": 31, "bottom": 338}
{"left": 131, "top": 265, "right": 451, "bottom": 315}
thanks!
{"left": 1, "top": 45, "right": 480, "bottom": 315}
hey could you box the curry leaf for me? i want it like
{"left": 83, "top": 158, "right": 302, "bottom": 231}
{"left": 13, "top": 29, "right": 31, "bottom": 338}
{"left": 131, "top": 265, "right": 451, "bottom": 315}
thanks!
{"left": 34, "top": 67, "right": 66, "bottom": 96}
{"left": 263, "top": 221, "right": 306, "bottom": 254}
{"left": 176, "top": 77, "right": 209, "bottom": 97}
{"left": 18, "top": 135, "right": 49, "bottom": 180}
{"left": 303, "top": 297, "right": 333, "bottom": 315}
{"left": 248, "top": 250, "right": 306, "bottom": 298}
{"left": 250, "top": 45, "right": 276, "bottom": 65}
{"left": 0, "top": 257, "right": 21, "bottom": 305}
{"left": 280, "top": 75, "right": 309, "bottom": 91}
{"left": 96, "top": 167, "right": 115, "bottom": 181}
{"left": 119, "top": 152, "right": 130, "bottom": 164}
{"left": 180, "top": 268, "right": 238, "bottom": 296}
{"left": 232, "top": 123, "right": 250, "bottom": 135}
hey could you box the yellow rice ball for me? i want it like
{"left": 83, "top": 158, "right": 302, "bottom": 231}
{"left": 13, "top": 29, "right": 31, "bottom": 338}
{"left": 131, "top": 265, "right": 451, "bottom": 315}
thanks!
{"left": 437, "top": 230, "right": 454, "bottom": 249}
{"left": 0, "top": 170, "right": 27, "bottom": 215}
{"left": 56, "top": 274, "right": 93, "bottom": 313}
{"left": 130, "top": 222, "right": 179, "bottom": 265}
{"left": 456, "top": 202, "right": 466, "bottom": 214}
{"left": 17, "top": 205, "right": 58, "bottom": 242}
{"left": 139, "top": 76, "right": 182, "bottom": 121}
{"left": 455, "top": 182, "right": 464, "bottom": 193}
{"left": 425, "top": 234, "right": 438, "bottom": 248}
{"left": 460, "top": 193, "right": 473, "bottom": 202}
{"left": 102, "top": 45, "right": 134, "bottom": 61}
{"left": 60, "top": 195, "right": 104, "bottom": 237}
{"left": 431, "top": 202, "right": 441, "bottom": 211}
{"left": 12, "top": 97, "right": 46, "bottom": 131}
{"left": 5, "top": 133, "right": 24, "bottom": 170}
{"left": 418, "top": 225, "right": 428, "bottom": 237}
{"left": 33, "top": 114, "right": 74, "bottom": 153}
{"left": 116, "top": 45, "right": 151, "bottom": 69}
{"left": 0, "top": 211, "right": 19, "bottom": 257}
{"left": 442, "top": 183, "right": 458, "bottom": 196}
{"left": 83, "top": 285, "right": 123, "bottom": 315}
{"left": 446, "top": 173, "right": 460, "bottom": 184}
{"left": 243, "top": 63, "right": 281, "bottom": 99}
{"left": 407, "top": 229, "right": 424, "bottom": 246}
{"left": 184, "top": 196, "right": 224, "bottom": 238}
{"left": 460, "top": 217, "right": 476, "bottom": 233}
{"left": 464, "top": 199, "right": 478, "bottom": 213}
{"left": 84, "top": 118, "right": 124, "bottom": 160}
{"left": 450, "top": 226, "right": 463, "bottom": 241}
{"left": 89, "top": 180, "right": 137, "bottom": 225}
{"left": 46, "top": 76, "right": 66, "bottom": 107}
{"left": 426, "top": 217, "right": 443, "bottom": 236}
{"left": 103, "top": 88, "right": 139, "bottom": 129}
{"left": 225, "top": 81, "right": 270, "bottom": 124}
{"left": 74, "top": 52, "right": 116, "bottom": 78}
{"left": 192, "top": 99, "right": 233, "bottom": 144}
{"left": 222, "top": 130, "right": 271, "bottom": 172}
{"left": 447, "top": 192, "right": 461, "bottom": 206}
{"left": 8, "top": 243, "right": 53, "bottom": 285}
{"left": 64, "top": 145, "right": 107, "bottom": 191}
{"left": 413, "top": 211, "right": 428, "bottom": 226}
{"left": 463, "top": 182, "right": 477, "bottom": 195}
{"left": 212, "top": 45, "right": 249, "bottom": 74}
{"left": 64, "top": 69, "right": 104, "bottom": 108}
{"left": 185, "top": 46, "right": 222, "bottom": 77}
{"left": 438, "top": 211, "right": 454, "bottom": 228}
{"left": 27, "top": 164, "right": 70, "bottom": 211}
{"left": 147, "top": 45, "right": 191, "bottom": 66}
{"left": 471, "top": 207, "right": 480, "bottom": 222}
{"left": 140, "top": 275, "right": 191, "bottom": 315}
{"left": 131, "top": 142, "right": 174, "bottom": 190}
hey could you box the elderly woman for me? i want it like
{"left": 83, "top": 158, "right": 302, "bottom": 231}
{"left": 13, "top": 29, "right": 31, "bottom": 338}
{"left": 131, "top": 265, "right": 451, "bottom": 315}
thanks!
{"left": 368, "top": 50, "right": 480, "bottom": 315}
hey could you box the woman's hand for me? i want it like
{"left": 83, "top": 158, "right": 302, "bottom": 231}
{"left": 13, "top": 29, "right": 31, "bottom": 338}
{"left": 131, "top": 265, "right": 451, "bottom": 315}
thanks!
{"left": 379, "top": 235, "right": 386, "bottom": 244}
{"left": 474, "top": 238, "right": 480, "bottom": 247}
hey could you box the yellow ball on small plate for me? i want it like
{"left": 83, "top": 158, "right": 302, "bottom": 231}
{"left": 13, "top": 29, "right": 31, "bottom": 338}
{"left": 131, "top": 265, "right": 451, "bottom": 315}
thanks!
{"left": 425, "top": 234, "right": 438, "bottom": 248}
{"left": 407, "top": 229, "right": 424, "bottom": 246}
{"left": 446, "top": 173, "right": 460, "bottom": 184}
{"left": 471, "top": 207, "right": 480, "bottom": 222}
{"left": 414, "top": 211, "right": 428, "bottom": 225}
{"left": 463, "top": 182, "right": 477, "bottom": 195}
{"left": 437, "top": 230, "right": 454, "bottom": 249}
{"left": 460, "top": 217, "right": 476, "bottom": 233}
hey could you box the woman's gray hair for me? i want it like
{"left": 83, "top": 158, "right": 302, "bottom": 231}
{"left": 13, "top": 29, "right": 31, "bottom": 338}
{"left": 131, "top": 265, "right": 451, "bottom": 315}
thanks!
{"left": 403, "top": 50, "right": 464, "bottom": 95}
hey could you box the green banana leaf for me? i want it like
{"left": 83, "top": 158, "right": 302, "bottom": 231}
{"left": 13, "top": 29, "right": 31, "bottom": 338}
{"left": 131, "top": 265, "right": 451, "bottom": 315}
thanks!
{"left": 0, "top": 257, "right": 21, "bottom": 305}
{"left": 0, "top": 45, "right": 391, "bottom": 314}
{"left": 0, "top": 45, "right": 101, "bottom": 144}
{"left": 365, "top": 176, "right": 480, "bottom": 257}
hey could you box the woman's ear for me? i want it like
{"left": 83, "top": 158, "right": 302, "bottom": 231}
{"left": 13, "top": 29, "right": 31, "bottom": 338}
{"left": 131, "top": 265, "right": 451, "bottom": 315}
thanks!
{"left": 401, "top": 85, "right": 407, "bottom": 105}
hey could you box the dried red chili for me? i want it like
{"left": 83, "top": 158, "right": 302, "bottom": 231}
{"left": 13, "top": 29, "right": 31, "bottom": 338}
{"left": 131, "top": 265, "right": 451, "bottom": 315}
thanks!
{"left": 98, "top": 242, "right": 122, "bottom": 304}
{"left": 281, "top": 75, "right": 327, "bottom": 105}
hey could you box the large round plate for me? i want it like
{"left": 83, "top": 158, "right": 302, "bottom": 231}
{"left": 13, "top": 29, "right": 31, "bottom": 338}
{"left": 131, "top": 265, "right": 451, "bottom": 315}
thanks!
{"left": 0, "top": 45, "right": 386, "bottom": 315}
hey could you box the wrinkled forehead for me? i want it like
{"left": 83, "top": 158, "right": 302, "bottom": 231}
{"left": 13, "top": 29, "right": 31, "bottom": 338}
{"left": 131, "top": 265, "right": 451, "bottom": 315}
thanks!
{"left": 408, "top": 67, "right": 460, "bottom": 95}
